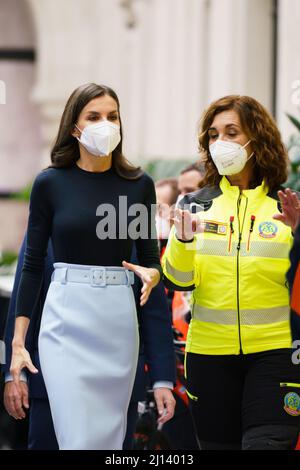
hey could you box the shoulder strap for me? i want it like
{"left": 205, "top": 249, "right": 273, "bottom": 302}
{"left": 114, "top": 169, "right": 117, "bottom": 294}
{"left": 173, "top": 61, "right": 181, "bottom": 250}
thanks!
{"left": 178, "top": 185, "right": 222, "bottom": 212}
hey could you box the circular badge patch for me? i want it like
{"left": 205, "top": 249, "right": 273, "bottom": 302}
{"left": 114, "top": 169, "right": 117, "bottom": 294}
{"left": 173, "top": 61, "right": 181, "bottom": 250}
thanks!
{"left": 284, "top": 392, "right": 300, "bottom": 416}
{"left": 218, "top": 225, "right": 227, "bottom": 235}
{"left": 258, "top": 221, "right": 278, "bottom": 238}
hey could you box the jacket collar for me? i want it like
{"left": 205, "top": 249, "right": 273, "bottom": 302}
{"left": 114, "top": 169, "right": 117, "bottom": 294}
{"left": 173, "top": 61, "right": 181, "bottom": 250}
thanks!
{"left": 220, "top": 176, "right": 269, "bottom": 201}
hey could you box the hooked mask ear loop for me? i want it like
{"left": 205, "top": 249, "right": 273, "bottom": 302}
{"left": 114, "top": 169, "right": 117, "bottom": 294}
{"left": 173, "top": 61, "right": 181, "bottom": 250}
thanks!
{"left": 244, "top": 140, "right": 254, "bottom": 162}
{"left": 74, "top": 124, "right": 83, "bottom": 142}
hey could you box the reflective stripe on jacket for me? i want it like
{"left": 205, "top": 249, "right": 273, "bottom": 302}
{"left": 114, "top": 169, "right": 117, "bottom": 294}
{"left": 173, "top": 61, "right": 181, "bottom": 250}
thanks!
{"left": 162, "top": 177, "right": 293, "bottom": 355}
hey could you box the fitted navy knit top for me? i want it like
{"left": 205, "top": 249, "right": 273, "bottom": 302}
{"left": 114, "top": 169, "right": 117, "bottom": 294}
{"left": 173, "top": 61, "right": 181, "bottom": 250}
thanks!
{"left": 16, "top": 163, "right": 162, "bottom": 318}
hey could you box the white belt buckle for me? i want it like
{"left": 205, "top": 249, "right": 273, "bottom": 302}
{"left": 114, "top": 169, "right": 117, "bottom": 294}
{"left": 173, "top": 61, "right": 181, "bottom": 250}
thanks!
{"left": 90, "top": 267, "right": 106, "bottom": 287}
{"left": 125, "top": 270, "right": 133, "bottom": 286}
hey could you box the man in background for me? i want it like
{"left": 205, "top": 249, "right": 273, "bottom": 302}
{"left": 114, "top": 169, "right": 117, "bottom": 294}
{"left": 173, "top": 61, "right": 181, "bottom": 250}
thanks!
{"left": 177, "top": 162, "right": 205, "bottom": 196}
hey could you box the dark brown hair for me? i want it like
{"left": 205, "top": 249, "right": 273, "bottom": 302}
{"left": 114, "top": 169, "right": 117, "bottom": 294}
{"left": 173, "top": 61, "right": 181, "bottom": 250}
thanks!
{"left": 50, "top": 83, "right": 143, "bottom": 180}
{"left": 180, "top": 162, "right": 206, "bottom": 176}
{"left": 198, "top": 95, "right": 289, "bottom": 191}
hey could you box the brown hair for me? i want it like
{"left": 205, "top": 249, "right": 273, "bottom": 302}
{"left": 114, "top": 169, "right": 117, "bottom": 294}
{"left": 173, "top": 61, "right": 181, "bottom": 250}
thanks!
{"left": 198, "top": 95, "right": 289, "bottom": 191}
{"left": 50, "top": 83, "right": 143, "bottom": 180}
{"left": 180, "top": 162, "right": 206, "bottom": 176}
{"left": 155, "top": 178, "right": 180, "bottom": 206}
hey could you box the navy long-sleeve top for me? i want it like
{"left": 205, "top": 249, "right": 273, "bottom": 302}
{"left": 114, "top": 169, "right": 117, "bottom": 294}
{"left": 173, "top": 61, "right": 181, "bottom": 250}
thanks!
{"left": 16, "top": 163, "right": 162, "bottom": 318}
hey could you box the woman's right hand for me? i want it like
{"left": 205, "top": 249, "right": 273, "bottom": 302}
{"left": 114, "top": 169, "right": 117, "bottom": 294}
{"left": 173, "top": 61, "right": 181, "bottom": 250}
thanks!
{"left": 171, "top": 208, "right": 204, "bottom": 241}
{"left": 4, "top": 381, "right": 29, "bottom": 420}
{"left": 10, "top": 345, "right": 38, "bottom": 392}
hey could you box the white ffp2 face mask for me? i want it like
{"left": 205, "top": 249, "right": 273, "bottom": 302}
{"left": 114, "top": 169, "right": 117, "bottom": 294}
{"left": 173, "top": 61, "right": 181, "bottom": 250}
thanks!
{"left": 75, "top": 120, "right": 121, "bottom": 157}
{"left": 209, "top": 139, "right": 253, "bottom": 175}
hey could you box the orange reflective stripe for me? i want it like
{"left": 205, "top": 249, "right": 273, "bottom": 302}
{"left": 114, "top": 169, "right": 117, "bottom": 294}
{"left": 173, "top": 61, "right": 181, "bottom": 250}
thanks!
{"left": 172, "top": 291, "right": 189, "bottom": 341}
{"left": 291, "top": 263, "right": 300, "bottom": 316}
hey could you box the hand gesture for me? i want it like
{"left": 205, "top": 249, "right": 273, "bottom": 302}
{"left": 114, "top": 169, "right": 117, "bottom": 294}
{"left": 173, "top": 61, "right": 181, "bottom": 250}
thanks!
{"left": 122, "top": 261, "right": 160, "bottom": 306}
{"left": 273, "top": 188, "right": 300, "bottom": 232}
{"left": 171, "top": 208, "right": 204, "bottom": 241}
{"left": 10, "top": 345, "right": 38, "bottom": 393}
{"left": 4, "top": 380, "right": 29, "bottom": 420}
{"left": 154, "top": 388, "right": 176, "bottom": 425}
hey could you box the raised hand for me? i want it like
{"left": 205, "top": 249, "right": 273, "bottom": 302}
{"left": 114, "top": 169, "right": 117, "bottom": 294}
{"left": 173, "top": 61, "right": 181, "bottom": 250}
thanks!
{"left": 170, "top": 208, "right": 204, "bottom": 241}
{"left": 273, "top": 188, "right": 300, "bottom": 232}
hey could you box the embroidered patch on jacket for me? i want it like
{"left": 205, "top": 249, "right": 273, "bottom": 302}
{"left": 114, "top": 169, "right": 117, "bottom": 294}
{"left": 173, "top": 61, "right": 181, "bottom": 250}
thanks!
{"left": 204, "top": 220, "right": 227, "bottom": 235}
{"left": 258, "top": 221, "right": 278, "bottom": 238}
{"left": 283, "top": 392, "right": 300, "bottom": 416}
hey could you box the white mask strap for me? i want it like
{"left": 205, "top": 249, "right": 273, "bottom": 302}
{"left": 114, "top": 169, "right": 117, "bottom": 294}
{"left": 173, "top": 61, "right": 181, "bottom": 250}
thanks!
{"left": 244, "top": 140, "right": 254, "bottom": 162}
{"left": 75, "top": 124, "right": 82, "bottom": 134}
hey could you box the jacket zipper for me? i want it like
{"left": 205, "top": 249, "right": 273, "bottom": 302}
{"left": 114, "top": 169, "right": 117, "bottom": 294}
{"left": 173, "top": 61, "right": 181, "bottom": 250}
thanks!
{"left": 228, "top": 215, "right": 234, "bottom": 252}
{"left": 236, "top": 193, "right": 248, "bottom": 355}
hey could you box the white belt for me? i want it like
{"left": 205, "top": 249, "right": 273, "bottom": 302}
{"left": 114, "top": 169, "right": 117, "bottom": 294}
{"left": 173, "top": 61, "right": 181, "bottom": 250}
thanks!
{"left": 52, "top": 266, "right": 134, "bottom": 287}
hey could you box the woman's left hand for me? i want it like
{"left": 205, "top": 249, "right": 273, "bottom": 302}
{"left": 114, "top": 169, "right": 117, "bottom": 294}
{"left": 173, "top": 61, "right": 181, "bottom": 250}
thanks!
{"left": 122, "top": 261, "right": 160, "bottom": 306}
{"left": 273, "top": 188, "right": 300, "bottom": 233}
{"left": 154, "top": 388, "right": 176, "bottom": 425}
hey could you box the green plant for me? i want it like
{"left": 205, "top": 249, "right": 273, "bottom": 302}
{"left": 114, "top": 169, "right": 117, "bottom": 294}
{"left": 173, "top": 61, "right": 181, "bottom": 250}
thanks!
{"left": 0, "top": 183, "right": 30, "bottom": 268}
{"left": 9, "top": 183, "right": 32, "bottom": 202}
{"left": 0, "top": 251, "right": 18, "bottom": 267}
{"left": 144, "top": 159, "right": 195, "bottom": 182}
{"left": 286, "top": 113, "right": 300, "bottom": 191}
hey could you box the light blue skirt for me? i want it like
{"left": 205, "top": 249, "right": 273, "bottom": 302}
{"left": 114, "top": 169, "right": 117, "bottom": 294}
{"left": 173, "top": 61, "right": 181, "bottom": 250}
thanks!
{"left": 38, "top": 262, "right": 139, "bottom": 450}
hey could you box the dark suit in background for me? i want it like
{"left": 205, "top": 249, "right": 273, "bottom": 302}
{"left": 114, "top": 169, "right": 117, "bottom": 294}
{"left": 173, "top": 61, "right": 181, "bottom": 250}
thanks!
{"left": 287, "top": 223, "right": 300, "bottom": 341}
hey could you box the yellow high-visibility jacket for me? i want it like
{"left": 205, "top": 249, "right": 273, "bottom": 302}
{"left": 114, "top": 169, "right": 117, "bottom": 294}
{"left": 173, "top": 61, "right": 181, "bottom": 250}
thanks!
{"left": 162, "top": 177, "right": 293, "bottom": 355}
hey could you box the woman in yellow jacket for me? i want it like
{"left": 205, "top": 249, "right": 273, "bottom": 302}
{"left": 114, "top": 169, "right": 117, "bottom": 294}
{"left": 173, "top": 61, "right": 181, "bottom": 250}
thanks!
{"left": 162, "top": 95, "right": 300, "bottom": 450}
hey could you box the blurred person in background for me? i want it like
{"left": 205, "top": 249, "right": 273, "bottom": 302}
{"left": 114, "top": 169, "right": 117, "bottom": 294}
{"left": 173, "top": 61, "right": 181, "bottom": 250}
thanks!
{"left": 155, "top": 179, "right": 199, "bottom": 449}
{"left": 287, "top": 224, "right": 300, "bottom": 341}
{"left": 163, "top": 95, "right": 300, "bottom": 450}
{"left": 177, "top": 163, "right": 206, "bottom": 196}
{"left": 175, "top": 163, "right": 207, "bottom": 333}
{"left": 286, "top": 223, "right": 300, "bottom": 450}
{"left": 155, "top": 178, "right": 180, "bottom": 250}
{"left": 8, "top": 83, "right": 173, "bottom": 450}
{"left": 175, "top": 163, "right": 207, "bottom": 337}
{"left": 155, "top": 178, "right": 182, "bottom": 323}
{"left": 155, "top": 171, "right": 206, "bottom": 340}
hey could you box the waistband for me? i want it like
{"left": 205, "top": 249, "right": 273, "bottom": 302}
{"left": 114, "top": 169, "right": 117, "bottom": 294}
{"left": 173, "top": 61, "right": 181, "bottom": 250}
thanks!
{"left": 52, "top": 263, "right": 134, "bottom": 287}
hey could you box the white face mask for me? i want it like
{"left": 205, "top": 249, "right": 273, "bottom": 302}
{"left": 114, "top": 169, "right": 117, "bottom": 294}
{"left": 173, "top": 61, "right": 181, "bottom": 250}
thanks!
{"left": 209, "top": 139, "right": 253, "bottom": 175}
{"left": 75, "top": 120, "right": 121, "bottom": 157}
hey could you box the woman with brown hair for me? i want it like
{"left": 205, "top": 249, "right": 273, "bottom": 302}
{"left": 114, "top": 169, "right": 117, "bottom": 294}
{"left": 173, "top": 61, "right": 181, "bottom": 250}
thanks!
{"left": 163, "top": 95, "right": 300, "bottom": 449}
{"left": 9, "top": 83, "right": 164, "bottom": 449}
